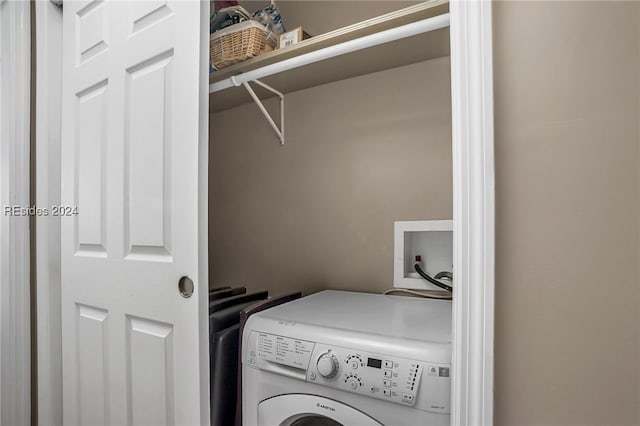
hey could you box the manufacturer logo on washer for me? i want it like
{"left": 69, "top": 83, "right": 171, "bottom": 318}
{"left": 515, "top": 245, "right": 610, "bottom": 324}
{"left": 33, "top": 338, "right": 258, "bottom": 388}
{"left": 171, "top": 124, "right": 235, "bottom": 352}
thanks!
{"left": 316, "top": 402, "right": 336, "bottom": 412}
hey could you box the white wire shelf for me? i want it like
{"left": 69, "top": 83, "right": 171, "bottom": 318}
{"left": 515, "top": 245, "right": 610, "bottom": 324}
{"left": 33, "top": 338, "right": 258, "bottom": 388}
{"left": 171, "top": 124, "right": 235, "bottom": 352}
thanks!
{"left": 208, "top": 1, "right": 450, "bottom": 144}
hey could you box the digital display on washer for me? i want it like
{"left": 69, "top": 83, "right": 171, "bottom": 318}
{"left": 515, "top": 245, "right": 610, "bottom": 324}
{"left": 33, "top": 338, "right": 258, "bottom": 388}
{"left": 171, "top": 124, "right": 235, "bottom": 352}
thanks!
{"left": 367, "top": 358, "right": 382, "bottom": 369}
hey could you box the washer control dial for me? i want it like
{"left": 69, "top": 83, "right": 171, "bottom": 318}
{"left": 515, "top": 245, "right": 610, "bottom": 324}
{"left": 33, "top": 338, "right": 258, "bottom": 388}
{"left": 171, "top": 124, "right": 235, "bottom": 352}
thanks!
{"left": 346, "top": 354, "right": 364, "bottom": 370}
{"left": 344, "top": 373, "right": 363, "bottom": 390}
{"left": 316, "top": 352, "right": 339, "bottom": 379}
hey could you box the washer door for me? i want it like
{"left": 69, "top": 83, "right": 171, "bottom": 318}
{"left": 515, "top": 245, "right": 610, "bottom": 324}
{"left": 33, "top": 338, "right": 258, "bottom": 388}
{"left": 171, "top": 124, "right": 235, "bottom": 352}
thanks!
{"left": 258, "top": 394, "right": 383, "bottom": 426}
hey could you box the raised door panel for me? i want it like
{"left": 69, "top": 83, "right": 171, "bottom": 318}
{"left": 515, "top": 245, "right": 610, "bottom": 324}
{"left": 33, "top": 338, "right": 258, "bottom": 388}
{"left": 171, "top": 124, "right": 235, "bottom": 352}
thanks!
{"left": 74, "top": 80, "right": 108, "bottom": 256}
{"left": 129, "top": 0, "right": 172, "bottom": 36}
{"left": 124, "top": 51, "right": 173, "bottom": 261}
{"left": 76, "top": 304, "right": 110, "bottom": 426}
{"left": 76, "top": 0, "right": 108, "bottom": 64}
{"left": 126, "top": 316, "right": 175, "bottom": 426}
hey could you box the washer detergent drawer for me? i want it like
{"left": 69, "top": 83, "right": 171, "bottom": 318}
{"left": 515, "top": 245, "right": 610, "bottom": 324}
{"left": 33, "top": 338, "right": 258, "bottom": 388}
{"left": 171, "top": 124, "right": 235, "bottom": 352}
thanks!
{"left": 258, "top": 394, "right": 383, "bottom": 426}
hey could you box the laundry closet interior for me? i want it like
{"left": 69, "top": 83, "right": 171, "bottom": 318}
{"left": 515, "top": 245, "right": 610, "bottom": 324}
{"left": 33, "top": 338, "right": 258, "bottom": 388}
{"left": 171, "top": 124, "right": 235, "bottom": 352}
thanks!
{"left": 205, "top": 2, "right": 454, "bottom": 424}
{"left": 207, "top": 0, "right": 453, "bottom": 298}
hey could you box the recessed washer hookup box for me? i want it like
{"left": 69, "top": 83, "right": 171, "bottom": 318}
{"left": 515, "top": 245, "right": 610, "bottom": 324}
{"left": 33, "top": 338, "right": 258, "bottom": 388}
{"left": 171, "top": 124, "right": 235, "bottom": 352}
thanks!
{"left": 394, "top": 220, "right": 453, "bottom": 290}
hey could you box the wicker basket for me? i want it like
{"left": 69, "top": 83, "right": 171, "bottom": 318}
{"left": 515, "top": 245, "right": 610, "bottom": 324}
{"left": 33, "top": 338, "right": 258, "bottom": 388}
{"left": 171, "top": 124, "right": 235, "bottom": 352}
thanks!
{"left": 210, "top": 21, "right": 277, "bottom": 70}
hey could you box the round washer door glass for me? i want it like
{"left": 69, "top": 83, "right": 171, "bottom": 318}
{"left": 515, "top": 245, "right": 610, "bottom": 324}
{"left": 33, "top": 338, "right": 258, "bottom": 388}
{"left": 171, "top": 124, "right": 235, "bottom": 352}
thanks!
{"left": 258, "top": 394, "right": 383, "bottom": 426}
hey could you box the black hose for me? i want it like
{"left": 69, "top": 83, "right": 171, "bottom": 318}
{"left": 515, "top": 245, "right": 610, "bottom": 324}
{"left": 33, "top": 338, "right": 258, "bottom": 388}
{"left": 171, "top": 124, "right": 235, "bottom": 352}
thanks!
{"left": 415, "top": 264, "right": 453, "bottom": 292}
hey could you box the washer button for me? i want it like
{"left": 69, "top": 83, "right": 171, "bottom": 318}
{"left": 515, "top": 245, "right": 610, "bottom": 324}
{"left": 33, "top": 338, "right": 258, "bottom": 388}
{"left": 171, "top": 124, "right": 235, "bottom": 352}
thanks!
{"left": 383, "top": 379, "right": 391, "bottom": 387}
{"left": 383, "top": 389, "right": 391, "bottom": 397}
{"left": 384, "top": 360, "right": 393, "bottom": 368}
{"left": 383, "top": 370, "right": 392, "bottom": 378}
{"left": 402, "top": 393, "right": 414, "bottom": 403}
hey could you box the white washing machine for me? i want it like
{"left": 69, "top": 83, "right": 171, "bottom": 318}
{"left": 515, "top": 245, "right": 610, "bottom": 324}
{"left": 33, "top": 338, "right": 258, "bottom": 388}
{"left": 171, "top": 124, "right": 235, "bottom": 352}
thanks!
{"left": 242, "top": 290, "right": 452, "bottom": 426}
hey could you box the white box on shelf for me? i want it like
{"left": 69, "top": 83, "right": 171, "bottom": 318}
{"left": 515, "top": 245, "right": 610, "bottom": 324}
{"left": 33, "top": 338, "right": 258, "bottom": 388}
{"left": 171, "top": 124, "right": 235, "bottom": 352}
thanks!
{"left": 394, "top": 220, "right": 453, "bottom": 290}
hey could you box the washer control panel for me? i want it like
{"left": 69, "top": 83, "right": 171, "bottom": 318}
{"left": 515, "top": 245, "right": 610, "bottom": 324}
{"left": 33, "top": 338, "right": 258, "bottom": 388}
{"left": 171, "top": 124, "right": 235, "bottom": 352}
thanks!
{"left": 307, "top": 343, "right": 425, "bottom": 408}
{"left": 248, "top": 331, "right": 450, "bottom": 413}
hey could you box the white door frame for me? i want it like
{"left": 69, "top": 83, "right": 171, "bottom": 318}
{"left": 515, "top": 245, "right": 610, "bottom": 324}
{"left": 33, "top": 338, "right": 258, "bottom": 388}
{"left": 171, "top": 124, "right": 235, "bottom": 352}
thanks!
{"left": 35, "top": 1, "right": 495, "bottom": 425}
{"left": 0, "top": 0, "right": 32, "bottom": 425}
{"left": 35, "top": 2, "right": 63, "bottom": 426}
{"left": 449, "top": 1, "right": 495, "bottom": 425}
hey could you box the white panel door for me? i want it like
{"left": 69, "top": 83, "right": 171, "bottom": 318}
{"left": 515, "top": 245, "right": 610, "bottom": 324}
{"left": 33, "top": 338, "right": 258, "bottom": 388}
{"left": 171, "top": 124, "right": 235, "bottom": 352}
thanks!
{"left": 60, "top": 1, "right": 209, "bottom": 425}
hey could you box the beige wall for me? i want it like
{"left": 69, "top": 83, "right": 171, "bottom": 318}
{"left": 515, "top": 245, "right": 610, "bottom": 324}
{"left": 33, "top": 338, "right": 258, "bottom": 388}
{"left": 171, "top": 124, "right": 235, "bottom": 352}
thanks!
{"left": 493, "top": 1, "right": 640, "bottom": 425}
{"left": 240, "top": 1, "right": 421, "bottom": 35}
{"left": 209, "top": 57, "right": 452, "bottom": 296}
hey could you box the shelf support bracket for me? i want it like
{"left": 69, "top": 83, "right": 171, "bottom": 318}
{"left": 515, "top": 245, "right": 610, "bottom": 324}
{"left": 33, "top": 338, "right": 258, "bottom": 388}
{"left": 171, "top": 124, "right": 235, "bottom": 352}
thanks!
{"left": 232, "top": 76, "right": 284, "bottom": 145}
